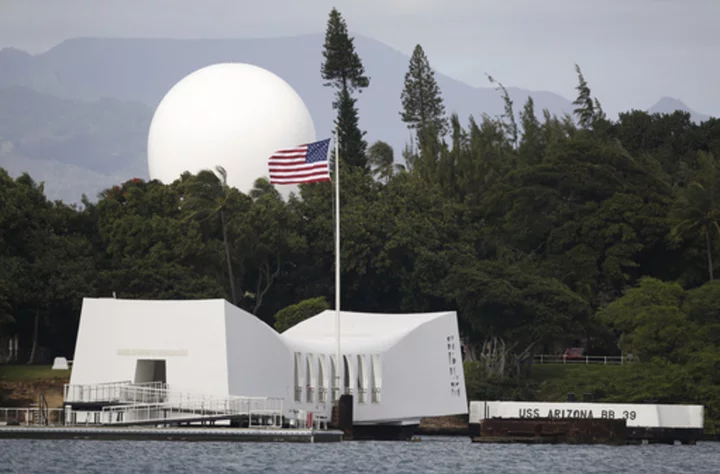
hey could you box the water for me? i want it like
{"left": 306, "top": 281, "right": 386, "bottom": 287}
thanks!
{"left": 1, "top": 437, "right": 718, "bottom": 473}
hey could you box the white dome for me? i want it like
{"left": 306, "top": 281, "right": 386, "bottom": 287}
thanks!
{"left": 147, "top": 63, "right": 316, "bottom": 195}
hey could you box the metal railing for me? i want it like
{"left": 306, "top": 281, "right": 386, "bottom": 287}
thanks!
{"left": 533, "top": 355, "right": 629, "bottom": 365}
{"left": 62, "top": 381, "right": 285, "bottom": 428}
{"left": 99, "top": 396, "right": 284, "bottom": 427}
{"left": 64, "top": 381, "right": 172, "bottom": 404}
{"left": 0, "top": 408, "right": 65, "bottom": 426}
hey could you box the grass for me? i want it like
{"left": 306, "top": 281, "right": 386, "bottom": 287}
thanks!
{"left": 528, "top": 364, "right": 624, "bottom": 401}
{"left": 0, "top": 365, "right": 71, "bottom": 382}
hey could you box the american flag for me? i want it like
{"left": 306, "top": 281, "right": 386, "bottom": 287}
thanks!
{"left": 268, "top": 138, "right": 332, "bottom": 185}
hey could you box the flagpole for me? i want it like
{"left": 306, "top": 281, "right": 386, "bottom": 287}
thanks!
{"left": 334, "top": 125, "right": 341, "bottom": 402}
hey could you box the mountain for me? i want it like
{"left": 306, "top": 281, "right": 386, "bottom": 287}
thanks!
{"left": 648, "top": 97, "right": 710, "bottom": 124}
{"left": 0, "top": 86, "right": 152, "bottom": 203}
{"left": 0, "top": 35, "right": 574, "bottom": 155}
{"left": 0, "top": 35, "right": 715, "bottom": 202}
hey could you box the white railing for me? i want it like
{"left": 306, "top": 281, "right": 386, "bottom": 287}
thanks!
{"left": 0, "top": 407, "right": 65, "bottom": 426}
{"left": 99, "top": 396, "right": 284, "bottom": 427}
{"left": 533, "top": 355, "right": 629, "bottom": 365}
{"left": 63, "top": 381, "right": 285, "bottom": 428}
{"left": 64, "top": 381, "right": 168, "bottom": 404}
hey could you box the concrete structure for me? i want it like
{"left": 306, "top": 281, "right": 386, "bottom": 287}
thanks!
{"left": 282, "top": 310, "right": 467, "bottom": 436}
{"left": 147, "top": 62, "right": 315, "bottom": 196}
{"left": 67, "top": 298, "right": 467, "bottom": 436}
{"left": 52, "top": 357, "right": 70, "bottom": 370}
{"left": 469, "top": 401, "right": 704, "bottom": 444}
{"left": 70, "top": 298, "right": 291, "bottom": 400}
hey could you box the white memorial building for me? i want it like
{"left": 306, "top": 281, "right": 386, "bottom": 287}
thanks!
{"left": 67, "top": 297, "right": 467, "bottom": 435}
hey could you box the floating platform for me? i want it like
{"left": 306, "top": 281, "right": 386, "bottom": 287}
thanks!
{"left": 0, "top": 426, "right": 343, "bottom": 442}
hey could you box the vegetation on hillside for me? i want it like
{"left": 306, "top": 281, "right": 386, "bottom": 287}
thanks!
{"left": 1, "top": 8, "right": 720, "bottom": 432}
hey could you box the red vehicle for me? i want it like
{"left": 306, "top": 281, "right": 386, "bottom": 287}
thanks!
{"left": 563, "top": 347, "right": 585, "bottom": 359}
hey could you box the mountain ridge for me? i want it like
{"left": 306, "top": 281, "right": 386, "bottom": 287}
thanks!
{"left": 0, "top": 35, "right": 715, "bottom": 203}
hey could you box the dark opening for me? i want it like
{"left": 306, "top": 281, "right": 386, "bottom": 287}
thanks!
{"left": 134, "top": 359, "right": 167, "bottom": 384}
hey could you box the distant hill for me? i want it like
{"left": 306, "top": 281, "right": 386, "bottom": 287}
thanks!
{"left": 0, "top": 35, "right": 575, "bottom": 153}
{"left": 648, "top": 97, "right": 710, "bottom": 124}
{"left": 0, "top": 35, "right": 715, "bottom": 203}
{"left": 0, "top": 86, "right": 151, "bottom": 203}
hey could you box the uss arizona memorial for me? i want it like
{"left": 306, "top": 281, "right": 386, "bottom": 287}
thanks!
{"left": 65, "top": 297, "right": 468, "bottom": 434}
{"left": 62, "top": 297, "right": 704, "bottom": 443}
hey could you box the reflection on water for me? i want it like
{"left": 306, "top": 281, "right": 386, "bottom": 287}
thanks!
{"left": 1, "top": 436, "right": 718, "bottom": 474}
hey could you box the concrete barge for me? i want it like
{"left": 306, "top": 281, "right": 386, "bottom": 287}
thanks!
{"left": 469, "top": 401, "right": 705, "bottom": 445}
{"left": 0, "top": 426, "right": 343, "bottom": 442}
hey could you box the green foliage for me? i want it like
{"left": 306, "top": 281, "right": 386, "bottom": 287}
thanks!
{"left": 367, "top": 140, "right": 395, "bottom": 182}
{"left": 0, "top": 365, "right": 70, "bottom": 381}
{"left": 321, "top": 8, "right": 371, "bottom": 171}
{"left": 273, "top": 296, "right": 330, "bottom": 333}
{"left": 487, "top": 75, "right": 518, "bottom": 148}
{"left": 2, "top": 56, "right": 720, "bottom": 431}
{"left": 321, "top": 8, "right": 369, "bottom": 93}
{"left": 669, "top": 152, "right": 720, "bottom": 282}
{"left": 336, "top": 88, "right": 369, "bottom": 169}
{"left": 464, "top": 361, "right": 538, "bottom": 401}
{"left": 400, "top": 44, "right": 448, "bottom": 141}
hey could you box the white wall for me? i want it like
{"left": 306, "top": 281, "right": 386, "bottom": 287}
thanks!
{"left": 355, "top": 312, "right": 468, "bottom": 423}
{"left": 224, "top": 301, "right": 293, "bottom": 401}
{"left": 70, "top": 299, "right": 470, "bottom": 427}
{"left": 70, "top": 298, "right": 230, "bottom": 396}
{"left": 469, "top": 401, "right": 704, "bottom": 429}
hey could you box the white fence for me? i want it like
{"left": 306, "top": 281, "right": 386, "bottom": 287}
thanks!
{"left": 533, "top": 355, "right": 629, "bottom": 365}
{"left": 63, "top": 381, "right": 285, "bottom": 427}
{"left": 63, "top": 381, "right": 167, "bottom": 404}
{"left": 99, "top": 397, "right": 284, "bottom": 427}
{"left": 0, "top": 407, "right": 65, "bottom": 426}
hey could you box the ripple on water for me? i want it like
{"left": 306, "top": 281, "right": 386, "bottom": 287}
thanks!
{"left": 0, "top": 436, "right": 718, "bottom": 474}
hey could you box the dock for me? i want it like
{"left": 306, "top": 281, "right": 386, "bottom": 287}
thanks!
{"left": 0, "top": 426, "right": 343, "bottom": 442}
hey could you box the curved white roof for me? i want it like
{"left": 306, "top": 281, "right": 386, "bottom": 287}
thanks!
{"left": 280, "top": 310, "right": 455, "bottom": 353}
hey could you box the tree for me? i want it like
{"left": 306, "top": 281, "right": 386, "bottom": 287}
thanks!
{"left": 336, "top": 88, "right": 369, "bottom": 169}
{"left": 400, "top": 44, "right": 448, "bottom": 143}
{"left": 669, "top": 152, "right": 720, "bottom": 282}
{"left": 367, "top": 140, "right": 395, "bottom": 181}
{"left": 321, "top": 8, "right": 369, "bottom": 93}
{"left": 273, "top": 296, "right": 329, "bottom": 332}
{"left": 487, "top": 75, "right": 518, "bottom": 148}
{"left": 178, "top": 167, "right": 247, "bottom": 304}
{"left": 599, "top": 277, "right": 691, "bottom": 363}
{"left": 321, "top": 7, "right": 370, "bottom": 170}
{"left": 518, "top": 96, "right": 543, "bottom": 164}
{"left": 572, "top": 64, "right": 606, "bottom": 129}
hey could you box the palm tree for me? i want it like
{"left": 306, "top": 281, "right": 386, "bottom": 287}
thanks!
{"left": 669, "top": 152, "right": 720, "bottom": 282}
{"left": 249, "top": 177, "right": 281, "bottom": 201}
{"left": 367, "top": 140, "right": 395, "bottom": 182}
{"left": 181, "top": 166, "right": 239, "bottom": 304}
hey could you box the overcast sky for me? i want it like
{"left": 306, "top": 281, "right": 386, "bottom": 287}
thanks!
{"left": 1, "top": 0, "right": 718, "bottom": 117}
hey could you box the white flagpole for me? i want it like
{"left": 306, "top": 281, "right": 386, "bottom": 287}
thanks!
{"left": 334, "top": 126, "right": 342, "bottom": 402}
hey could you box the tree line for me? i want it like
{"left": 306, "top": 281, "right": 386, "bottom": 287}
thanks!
{"left": 1, "top": 7, "right": 719, "bottom": 433}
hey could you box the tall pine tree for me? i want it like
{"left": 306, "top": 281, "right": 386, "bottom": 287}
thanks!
{"left": 321, "top": 8, "right": 370, "bottom": 170}
{"left": 400, "top": 44, "right": 448, "bottom": 143}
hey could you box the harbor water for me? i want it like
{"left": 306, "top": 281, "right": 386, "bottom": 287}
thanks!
{"left": 1, "top": 436, "right": 718, "bottom": 473}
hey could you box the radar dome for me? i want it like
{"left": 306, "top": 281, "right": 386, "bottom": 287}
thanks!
{"left": 147, "top": 63, "right": 316, "bottom": 194}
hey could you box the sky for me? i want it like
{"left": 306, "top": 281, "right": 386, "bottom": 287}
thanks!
{"left": 1, "top": 0, "right": 718, "bottom": 117}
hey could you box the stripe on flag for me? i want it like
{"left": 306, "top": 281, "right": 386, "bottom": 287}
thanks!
{"left": 268, "top": 138, "right": 331, "bottom": 185}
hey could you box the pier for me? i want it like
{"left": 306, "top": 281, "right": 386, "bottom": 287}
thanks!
{"left": 0, "top": 426, "right": 342, "bottom": 442}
